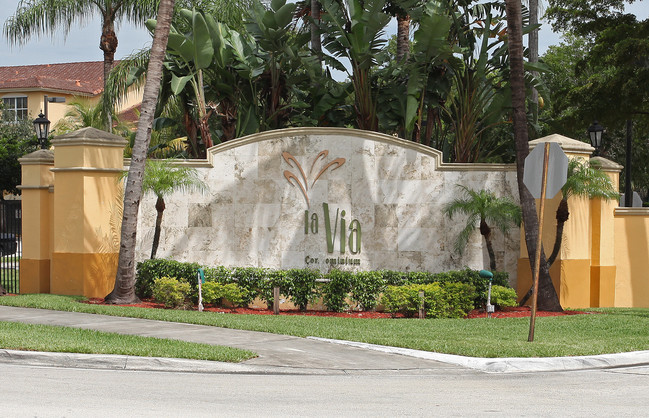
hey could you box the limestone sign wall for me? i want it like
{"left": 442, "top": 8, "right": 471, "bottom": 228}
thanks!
{"left": 135, "top": 128, "right": 520, "bottom": 280}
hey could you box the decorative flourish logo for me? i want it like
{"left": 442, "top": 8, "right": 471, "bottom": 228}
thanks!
{"left": 282, "top": 150, "right": 345, "bottom": 208}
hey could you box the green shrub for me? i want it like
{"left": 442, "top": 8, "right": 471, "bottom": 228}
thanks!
{"left": 201, "top": 282, "right": 247, "bottom": 307}
{"left": 322, "top": 269, "right": 353, "bottom": 312}
{"left": 136, "top": 259, "right": 202, "bottom": 299}
{"left": 381, "top": 282, "right": 475, "bottom": 318}
{"left": 152, "top": 277, "right": 191, "bottom": 308}
{"left": 489, "top": 285, "right": 518, "bottom": 308}
{"left": 258, "top": 270, "right": 290, "bottom": 309}
{"left": 380, "top": 270, "right": 409, "bottom": 286}
{"left": 441, "top": 282, "right": 477, "bottom": 318}
{"left": 406, "top": 269, "right": 510, "bottom": 306}
{"left": 350, "top": 271, "right": 385, "bottom": 311}
{"left": 380, "top": 285, "right": 416, "bottom": 317}
{"left": 284, "top": 269, "right": 320, "bottom": 311}
{"left": 203, "top": 266, "right": 232, "bottom": 283}
{"left": 230, "top": 267, "right": 268, "bottom": 304}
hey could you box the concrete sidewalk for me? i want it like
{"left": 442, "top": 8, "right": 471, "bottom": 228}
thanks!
{"left": 1, "top": 305, "right": 648, "bottom": 375}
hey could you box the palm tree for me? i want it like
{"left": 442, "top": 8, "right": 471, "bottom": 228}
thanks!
{"left": 142, "top": 159, "right": 206, "bottom": 259}
{"left": 518, "top": 158, "right": 619, "bottom": 304}
{"left": 505, "top": 0, "right": 562, "bottom": 312}
{"left": 444, "top": 185, "right": 522, "bottom": 271}
{"left": 319, "top": 0, "right": 391, "bottom": 131}
{"left": 106, "top": 0, "right": 175, "bottom": 305}
{"left": 548, "top": 159, "right": 619, "bottom": 266}
{"left": 52, "top": 98, "right": 133, "bottom": 138}
{"left": 3, "top": 0, "right": 159, "bottom": 130}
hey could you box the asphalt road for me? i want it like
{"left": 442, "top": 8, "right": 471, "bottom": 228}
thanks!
{"left": 2, "top": 363, "right": 649, "bottom": 417}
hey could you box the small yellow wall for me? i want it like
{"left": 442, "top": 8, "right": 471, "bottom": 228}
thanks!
{"left": 613, "top": 208, "right": 649, "bottom": 308}
{"left": 516, "top": 137, "right": 633, "bottom": 309}
{"left": 49, "top": 127, "right": 126, "bottom": 298}
{"left": 19, "top": 127, "right": 126, "bottom": 299}
{"left": 18, "top": 149, "right": 55, "bottom": 294}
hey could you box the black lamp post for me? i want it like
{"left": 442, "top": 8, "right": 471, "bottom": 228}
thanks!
{"left": 33, "top": 112, "right": 50, "bottom": 149}
{"left": 588, "top": 120, "right": 604, "bottom": 155}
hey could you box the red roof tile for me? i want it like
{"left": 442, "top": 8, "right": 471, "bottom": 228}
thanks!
{"left": 118, "top": 103, "right": 141, "bottom": 125}
{"left": 0, "top": 61, "right": 107, "bottom": 95}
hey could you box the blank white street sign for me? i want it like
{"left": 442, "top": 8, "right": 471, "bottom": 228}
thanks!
{"left": 523, "top": 142, "right": 568, "bottom": 199}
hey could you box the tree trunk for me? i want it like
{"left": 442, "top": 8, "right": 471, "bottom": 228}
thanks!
{"left": 480, "top": 220, "right": 497, "bottom": 271}
{"left": 529, "top": 0, "right": 539, "bottom": 126}
{"left": 519, "top": 199, "right": 569, "bottom": 305}
{"left": 505, "top": 0, "right": 562, "bottom": 312}
{"left": 547, "top": 199, "right": 569, "bottom": 266}
{"left": 150, "top": 196, "right": 166, "bottom": 259}
{"left": 100, "top": 17, "right": 118, "bottom": 133}
{"left": 396, "top": 13, "right": 410, "bottom": 62}
{"left": 105, "top": 0, "right": 176, "bottom": 304}
{"left": 311, "top": 0, "right": 322, "bottom": 59}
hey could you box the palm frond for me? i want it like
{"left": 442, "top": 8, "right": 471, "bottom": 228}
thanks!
{"left": 142, "top": 159, "right": 207, "bottom": 199}
{"left": 4, "top": 0, "right": 96, "bottom": 45}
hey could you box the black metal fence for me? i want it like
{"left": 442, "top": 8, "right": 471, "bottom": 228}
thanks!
{"left": 1, "top": 200, "right": 21, "bottom": 293}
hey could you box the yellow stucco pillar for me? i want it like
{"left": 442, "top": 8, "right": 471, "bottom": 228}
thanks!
{"left": 18, "top": 149, "right": 54, "bottom": 293}
{"left": 50, "top": 127, "right": 126, "bottom": 298}
{"left": 589, "top": 157, "right": 621, "bottom": 307}
{"left": 517, "top": 134, "right": 595, "bottom": 309}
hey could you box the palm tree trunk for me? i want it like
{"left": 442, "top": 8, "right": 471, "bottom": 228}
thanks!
{"left": 150, "top": 196, "right": 165, "bottom": 259}
{"left": 529, "top": 0, "right": 539, "bottom": 126}
{"left": 480, "top": 220, "right": 497, "bottom": 271}
{"left": 505, "top": 0, "right": 562, "bottom": 312}
{"left": 519, "top": 200, "right": 569, "bottom": 305}
{"left": 106, "top": 0, "right": 176, "bottom": 304}
{"left": 100, "top": 17, "right": 118, "bottom": 133}
{"left": 396, "top": 13, "right": 410, "bottom": 62}
{"left": 547, "top": 199, "right": 569, "bottom": 266}
{"left": 311, "top": 0, "right": 322, "bottom": 59}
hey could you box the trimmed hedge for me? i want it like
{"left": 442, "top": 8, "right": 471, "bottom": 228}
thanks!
{"left": 152, "top": 277, "right": 191, "bottom": 308}
{"left": 136, "top": 259, "right": 513, "bottom": 316}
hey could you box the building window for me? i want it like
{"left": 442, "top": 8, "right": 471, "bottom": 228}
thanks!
{"left": 2, "top": 96, "right": 28, "bottom": 121}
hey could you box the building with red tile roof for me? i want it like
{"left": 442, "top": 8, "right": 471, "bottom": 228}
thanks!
{"left": 0, "top": 61, "right": 141, "bottom": 129}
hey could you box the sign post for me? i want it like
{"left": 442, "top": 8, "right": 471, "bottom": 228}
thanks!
{"left": 523, "top": 142, "right": 568, "bottom": 342}
{"left": 197, "top": 268, "right": 205, "bottom": 312}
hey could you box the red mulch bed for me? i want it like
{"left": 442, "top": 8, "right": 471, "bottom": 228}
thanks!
{"left": 83, "top": 298, "right": 593, "bottom": 319}
{"left": 466, "top": 306, "right": 592, "bottom": 318}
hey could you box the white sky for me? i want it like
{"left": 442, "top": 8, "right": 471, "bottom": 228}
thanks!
{"left": 0, "top": 0, "right": 646, "bottom": 67}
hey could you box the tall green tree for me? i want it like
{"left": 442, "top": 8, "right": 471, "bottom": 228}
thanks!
{"left": 4, "top": 0, "right": 159, "bottom": 131}
{"left": 106, "top": 0, "right": 175, "bottom": 305}
{"left": 0, "top": 109, "right": 38, "bottom": 199}
{"left": 505, "top": 0, "right": 562, "bottom": 311}
{"left": 319, "top": 0, "right": 391, "bottom": 131}
{"left": 141, "top": 159, "right": 205, "bottom": 259}
{"left": 444, "top": 186, "right": 522, "bottom": 271}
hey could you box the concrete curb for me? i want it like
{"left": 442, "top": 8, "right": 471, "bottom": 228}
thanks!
{"left": 308, "top": 337, "right": 649, "bottom": 373}
{"left": 0, "top": 349, "right": 340, "bottom": 375}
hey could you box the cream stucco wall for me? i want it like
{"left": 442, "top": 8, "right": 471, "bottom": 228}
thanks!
{"left": 134, "top": 128, "right": 521, "bottom": 283}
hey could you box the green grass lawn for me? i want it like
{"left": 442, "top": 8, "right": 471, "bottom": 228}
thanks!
{"left": 1, "top": 294, "right": 649, "bottom": 358}
{"left": 0, "top": 321, "right": 256, "bottom": 362}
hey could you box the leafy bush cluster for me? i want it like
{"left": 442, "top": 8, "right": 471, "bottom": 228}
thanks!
{"left": 489, "top": 285, "right": 518, "bottom": 308}
{"left": 138, "top": 259, "right": 512, "bottom": 315}
{"left": 381, "top": 282, "right": 476, "bottom": 318}
{"left": 152, "top": 277, "right": 191, "bottom": 309}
